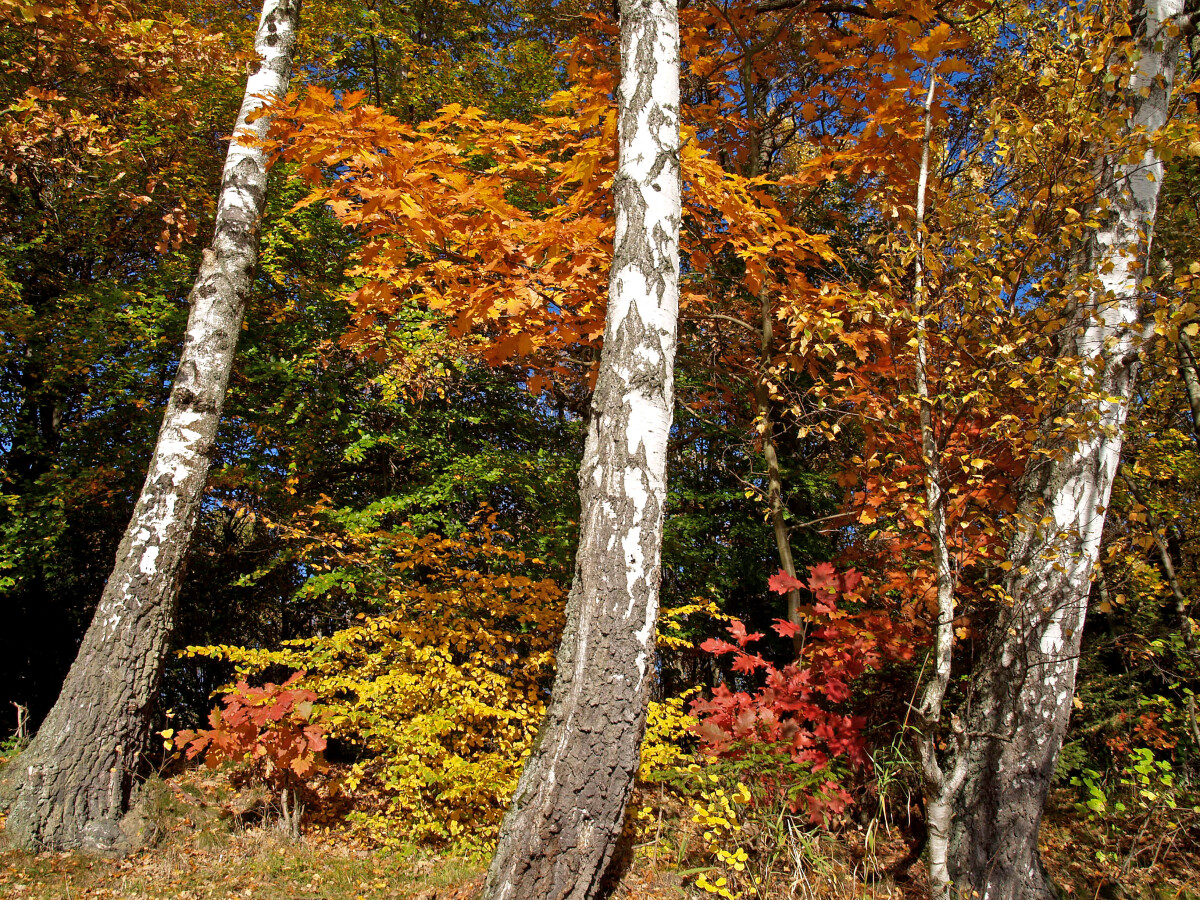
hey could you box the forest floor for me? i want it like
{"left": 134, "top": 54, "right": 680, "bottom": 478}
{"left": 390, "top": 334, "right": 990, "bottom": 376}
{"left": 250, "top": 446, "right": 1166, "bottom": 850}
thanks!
{"left": 1, "top": 766, "right": 1197, "bottom": 900}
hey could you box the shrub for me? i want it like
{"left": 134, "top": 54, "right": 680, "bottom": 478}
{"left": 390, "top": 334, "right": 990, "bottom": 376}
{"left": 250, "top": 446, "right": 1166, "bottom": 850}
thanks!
{"left": 172, "top": 671, "right": 328, "bottom": 787}
{"left": 187, "top": 524, "right": 563, "bottom": 851}
{"left": 661, "top": 564, "right": 912, "bottom": 897}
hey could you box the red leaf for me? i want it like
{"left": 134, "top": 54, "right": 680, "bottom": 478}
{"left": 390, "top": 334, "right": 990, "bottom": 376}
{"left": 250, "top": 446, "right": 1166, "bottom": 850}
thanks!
{"left": 772, "top": 618, "right": 802, "bottom": 638}
{"left": 814, "top": 596, "right": 838, "bottom": 615}
{"left": 699, "top": 637, "right": 739, "bottom": 656}
{"left": 694, "top": 720, "right": 732, "bottom": 748}
{"left": 769, "top": 569, "right": 806, "bottom": 595}
{"left": 807, "top": 562, "right": 837, "bottom": 587}
{"left": 839, "top": 569, "right": 863, "bottom": 594}
{"left": 731, "top": 652, "right": 769, "bottom": 674}
{"left": 734, "top": 708, "right": 758, "bottom": 737}
{"left": 728, "top": 619, "right": 764, "bottom": 648}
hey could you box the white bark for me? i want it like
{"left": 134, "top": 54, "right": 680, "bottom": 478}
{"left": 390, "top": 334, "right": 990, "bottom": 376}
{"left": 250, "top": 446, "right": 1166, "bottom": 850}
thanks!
{"left": 907, "top": 74, "right": 969, "bottom": 900}
{"left": 950, "top": 3, "right": 1191, "bottom": 897}
{"left": 5, "top": 0, "right": 301, "bottom": 852}
{"left": 480, "top": 1, "right": 681, "bottom": 897}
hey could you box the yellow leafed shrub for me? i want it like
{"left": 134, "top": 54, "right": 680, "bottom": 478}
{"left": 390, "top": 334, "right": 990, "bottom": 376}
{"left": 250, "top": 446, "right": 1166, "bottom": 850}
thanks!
{"left": 187, "top": 524, "right": 564, "bottom": 851}
{"left": 640, "top": 695, "right": 698, "bottom": 779}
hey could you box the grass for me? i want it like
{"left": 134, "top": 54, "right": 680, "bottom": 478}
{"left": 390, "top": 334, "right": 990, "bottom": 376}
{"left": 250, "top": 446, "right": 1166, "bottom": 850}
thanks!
{"left": 1, "top": 834, "right": 476, "bottom": 900}
{"left": 0, "top": 767, "right": 486, "bottom": 900}
{"left": 1, "top": 825, "right": 490, "bottom": 900}
{"left": 2, "top": 766, "right": 1198, "bottom": 900}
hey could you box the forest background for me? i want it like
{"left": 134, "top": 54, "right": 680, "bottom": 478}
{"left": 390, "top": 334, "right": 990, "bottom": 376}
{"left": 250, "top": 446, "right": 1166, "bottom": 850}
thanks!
{"left": 2, "top": 0, "right": 1200, "bottom": 898}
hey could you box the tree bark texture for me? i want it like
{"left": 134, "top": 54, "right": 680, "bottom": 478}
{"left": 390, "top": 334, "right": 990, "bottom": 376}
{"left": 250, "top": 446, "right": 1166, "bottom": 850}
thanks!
{"left": 4, "top": 0, "right": 301, "bottom": 852}
{"left": 948, "top": 3, "right": 1189, "bottom": 897}
{"left": 479, "top": 1, "right": 681, "bottom": 897}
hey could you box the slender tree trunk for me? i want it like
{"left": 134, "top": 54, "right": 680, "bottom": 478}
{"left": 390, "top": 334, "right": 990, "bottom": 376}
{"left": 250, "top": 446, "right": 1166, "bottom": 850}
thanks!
{"left": 907, "top": 75, "right": 969, "bottom": 900}
{"left": 753, "top": 287, "right": 803, "bottom": 632}
{"left": 1167, "top": 322, "right": 1200, "bottom": 744}
{"left": 4, "top": 0, "right": 301, "bottom": 853}
{"left": 740, "top": 44, "right": 801, "bottom": 635}
{"left": 948, "top": 3, "right": 1189, "bottom": 896}
{"left": 1120, "top": 469, "right": 1197, "bottom": 657}
{"left": 1123, "top": 470, "right": 1200, "bottom": 745}
{"left": 1176, "top": 327, "right": 1200, "bottom": 438}
{"left": 479, "top": 0, "right": 680, "bottom": 896}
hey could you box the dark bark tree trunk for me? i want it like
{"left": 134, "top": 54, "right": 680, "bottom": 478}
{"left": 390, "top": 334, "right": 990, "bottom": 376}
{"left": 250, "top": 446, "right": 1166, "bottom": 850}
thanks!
{"left": 478, "top": 0, "right": 681, "bottom": 896}
{"left": 753, "top": 286, "right": 804, "bottom": 633}
{"left": 948, "top": 2, "right": 1191, "bottom": 896}
{"left": 3, "top": 0, "right": 301, "bottom": 853}
{"left": 1176, "top": 327, "right": 1200, "bottom": 437}
{"left": 735, "top": 41, "right": 802, "bottom": 635}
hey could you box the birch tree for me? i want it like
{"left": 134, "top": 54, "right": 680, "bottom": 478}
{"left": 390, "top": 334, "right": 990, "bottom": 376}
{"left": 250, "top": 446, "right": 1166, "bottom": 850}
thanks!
{"left": 4, "top": 0, "right": 301, "bottom": 852}
{"left": 949, "top": 2, "right": 1194, "bottom": 896}
{"left": 904, "top": 73, "right": 972, "bottom": 900}
{"left": 478, "top": 0, "right": 681, "bottom": 895}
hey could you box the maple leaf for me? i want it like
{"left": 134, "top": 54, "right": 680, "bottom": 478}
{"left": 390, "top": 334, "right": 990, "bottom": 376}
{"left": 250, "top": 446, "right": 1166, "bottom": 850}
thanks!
{"left": 699, "top": 637, "right": 739, "bottom": 656}
{"left": 694, "top": 720, "right": 732, "bottom": 747}
{"left": 772, "top": 618, "right": 802, "bottom": 638}
{"left": 768, "top": 569, "right": 806, "bottom": 594}
{"left": 731, "top": 652, "right": 769, "bottom": 674}
{"left": 814, "top": 595, "right": 838, "bottom": 615}
{"left": 733, "top": 708, "right": 758, "bottom": 737}
{"left": 806, "top": 562, "right": 838, "bottom": 592}
{"left": 727, "top": 619, "right": 764, "bottom": 648}
{"left": 838, "top": 569, "right": 863, "bottom": 595}
{"left": 822, "top": 679, "right": 852, "bottom": 703}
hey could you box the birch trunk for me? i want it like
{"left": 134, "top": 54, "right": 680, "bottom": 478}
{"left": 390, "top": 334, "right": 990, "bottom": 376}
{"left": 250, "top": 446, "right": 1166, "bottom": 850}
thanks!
{"left": 4, "top": 0, "right": 301, "bottom": 852}
{"left": 948, "top": 3, "right": 1189, "bottom": 896}
{"left": 907, "top": 75, "right": 969, "bottom": 900}
{"left": 479, "top": 0, "right": 680, "bottom": 895}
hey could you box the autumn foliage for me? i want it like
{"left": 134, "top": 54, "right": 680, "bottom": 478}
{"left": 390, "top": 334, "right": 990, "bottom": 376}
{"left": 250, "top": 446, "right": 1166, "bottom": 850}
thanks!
{"left": 689, "top": 564, "right": 913, "bottom": 822}
{"left": 174, "top": 672, "right": 328, "bottom": 788}
{"left": 4, "top": 0, "right": 1200, "bottom": 893}
{"left": 187, "top": 519, "right": 564, "bottom": 849}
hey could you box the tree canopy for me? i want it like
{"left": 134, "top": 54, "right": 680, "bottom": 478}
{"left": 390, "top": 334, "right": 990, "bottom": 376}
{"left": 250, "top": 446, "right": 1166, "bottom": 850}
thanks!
{"left": 2, "top": 0, "right": 1199, "bottom": 897}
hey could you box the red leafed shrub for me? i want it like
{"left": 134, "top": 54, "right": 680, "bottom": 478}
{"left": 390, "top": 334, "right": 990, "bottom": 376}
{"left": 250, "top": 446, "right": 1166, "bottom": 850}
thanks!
{"left": 689, "top": 563, "right": 913, "bottom": 822}
{"left": 175, "top": 671, "right": 328, "bottom": 787}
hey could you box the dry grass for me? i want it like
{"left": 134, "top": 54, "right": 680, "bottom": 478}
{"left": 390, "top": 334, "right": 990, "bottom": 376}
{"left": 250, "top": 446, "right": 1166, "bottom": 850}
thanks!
{"left": 0, "top": 768, "right": 483, "bottom": 900}
{"left": 2, "top": 772, "right": 1197, "bottom": 900}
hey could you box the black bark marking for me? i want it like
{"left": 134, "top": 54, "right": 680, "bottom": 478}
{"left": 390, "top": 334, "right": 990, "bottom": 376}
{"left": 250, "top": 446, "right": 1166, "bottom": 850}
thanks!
{"left": 480, "top": 0, "right": 679, "bottom": 896}
{"left": 4, "top": 0, "right": 302, "bottom": 853}
{"left": 947, "top": 3, "right": 1187, "bottom": 896}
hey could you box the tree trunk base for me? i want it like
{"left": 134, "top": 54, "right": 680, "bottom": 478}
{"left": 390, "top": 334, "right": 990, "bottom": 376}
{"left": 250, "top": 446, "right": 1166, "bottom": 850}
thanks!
{"left": 5, "top": 757, "right": 159, "bottom": 855}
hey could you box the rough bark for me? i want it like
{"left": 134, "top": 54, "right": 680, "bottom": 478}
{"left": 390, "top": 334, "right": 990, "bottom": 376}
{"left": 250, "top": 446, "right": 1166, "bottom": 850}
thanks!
{"left": 948, "top": 3, "right": 1189, "bottom": 897}
{"left": 478, "top": 0, "right": 681, "bottom": 896}
{"left": 4, "top": 0, "right": 301, "bottom": 852}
